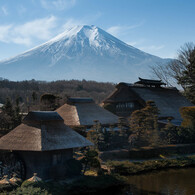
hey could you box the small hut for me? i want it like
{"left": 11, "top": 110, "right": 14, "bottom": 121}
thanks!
{"left": 0, "top": 111, "right": 92, "bottom": 180}
{"left": 56, "top": 97, "right": 118, "bottom": 127}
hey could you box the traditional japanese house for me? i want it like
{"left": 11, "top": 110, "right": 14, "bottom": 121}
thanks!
{"left": 0, "top": 111, "right": 92, "bottom": 180}
{"left": 103, "top": 78, "right": 194, "bottom": 125}
{"left": 56, "top": 97, "right": 119, "bottom": 127}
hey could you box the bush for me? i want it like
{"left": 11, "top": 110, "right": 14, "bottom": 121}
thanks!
{"left": 107, "top": 155, "right": 195, "bottom": 176}
{"left": 66, "top": 159, "right": 82, "bottom": 176}
{"left": 21, "top": 180, "right": 48, "bottom": 190}
{"left": 0, "top": 183, "right": 17, "bottom": 193}
{"left": 180, "top": 106, "right": 195, "bottom": 129}
{"left": 7, "top": 186, "right": 50, "bottom": 195}
{"left": 66, "top": 175, "right": 125, "bottom": 195}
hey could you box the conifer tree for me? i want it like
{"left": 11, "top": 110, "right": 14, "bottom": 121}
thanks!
{"left": 129, "top": 100, "right": 159, "bottom": 147}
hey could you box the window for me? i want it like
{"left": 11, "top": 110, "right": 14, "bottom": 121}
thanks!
{"left": 116, "top": 102, "right": 134, "bottom": 110}
{"left": 52, "top": 153, "right": 62, "bottom": 165}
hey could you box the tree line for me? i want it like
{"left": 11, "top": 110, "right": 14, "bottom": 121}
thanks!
{"left": 0, "top": 79, "right": 115, "bottom": 112}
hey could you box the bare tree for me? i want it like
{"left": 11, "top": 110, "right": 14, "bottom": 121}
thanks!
{"left": 151, "top": 42, "right": 195, "bottom": 89}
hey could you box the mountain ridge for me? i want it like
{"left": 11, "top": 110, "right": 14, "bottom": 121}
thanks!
{"left": 0, "top": 25, "right": 171, "bottom": 82}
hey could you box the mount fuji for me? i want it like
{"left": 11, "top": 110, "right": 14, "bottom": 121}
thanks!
{"left": 0, "top": 25, "right": 170, "bottom": 82}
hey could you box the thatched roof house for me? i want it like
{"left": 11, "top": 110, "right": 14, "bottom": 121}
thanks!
{"left": 56, "top": 97, "right": 118, "bottom": 127}
{"left": 103, "top": 78, "right": 194, "bottom": 125}
{"left": 0, "top": 111, "right": 92, "bottom": 179}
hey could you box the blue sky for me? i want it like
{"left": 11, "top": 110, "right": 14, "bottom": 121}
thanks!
{"left": 0, "top": 0, "right": 194, "bottom": 60}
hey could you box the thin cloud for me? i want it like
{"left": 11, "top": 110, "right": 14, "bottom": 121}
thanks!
{"left": 61, "top": 13, "right": 103, "bottom": 31}
{"left": 1, "top": 6, "right": 8, "bottom": 16}
{"left": 127, "top": 41, "right": 137, "bottom": 46}
{"left": 41, "top": 0, "right": 76, "bottom": 10}
{"left": 127, "top": 39, "right": 147, "bottom": 47}
{"left": 62, "top": 18, "right": 86, "bottom": 29}
{"left": 0, "top": 16, "right": 57, "bottom": 46}
{"left": 0, "top": 25, "right": 12, "bottom": 42}
{"left": 106, "top": 22, "right": 143, "bottom": 37}
{"left": 0, "top": 12, "right": 103, "bottom": 46}
{"left": 139, "top": 45, "right": 165, "bottom": 52}
{"left": 17, "top": 5, "right": 27, "bottom": 15}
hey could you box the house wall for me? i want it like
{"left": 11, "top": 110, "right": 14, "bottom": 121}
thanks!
{"left": 103, "top": 84, "right": 144, "bottom": 117}
{"left": 16, "top": 149, "right": 73, "bottom": 180}
{"left": 115, "top": 101, "right": 143, "bottom": 117}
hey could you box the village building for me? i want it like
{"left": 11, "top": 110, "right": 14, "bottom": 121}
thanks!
{"left": 103, "top": 78, "right": 194, "bottom": 125}
{"left": 0, "top": 111, "right": 92, "bottom": 180}
{"left": 56, "top": 97, "right": 119, "bottom": 127}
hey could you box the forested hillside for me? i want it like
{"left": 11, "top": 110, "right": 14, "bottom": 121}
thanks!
{"left": 0, "top": 78, "right": 115, "bottom": 112}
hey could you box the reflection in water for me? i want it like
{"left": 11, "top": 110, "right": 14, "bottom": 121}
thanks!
{"left": 125, "top": 168, "right": 195, "bottom": 195}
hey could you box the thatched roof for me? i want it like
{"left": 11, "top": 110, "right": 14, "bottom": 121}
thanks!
{"left": 67, "top": 97, "right": 94, "bottom": 103}
{"left": 23, "top": 111, "right": 63, "bottom": 122}
{"left": 27, "top": 173, "right": 42, "bottom": 182}
{"left": 0, "top": 111, "right": 92, "bottom": 151}
{"left": 103, "top": 82, "right": 194, "bottom": 121}
{"left": 131, "top": 85, "right": 193, "bottom": 120}
{"left": 103, "top": 83, "right": 139, "bottom": 103}
{"left": 56, "top": 97, "right": 118, "bottom": 126}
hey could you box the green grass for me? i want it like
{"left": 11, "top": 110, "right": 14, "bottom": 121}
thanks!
{"left": 106, "top": 155, "right": 195, "bottom": 176}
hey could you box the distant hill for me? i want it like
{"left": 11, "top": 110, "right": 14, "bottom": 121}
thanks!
{"left": 0, "top": 79, "right": 115, "bottom": 112}
{"left": 0, "top": 25, "right": 171, "bottom": 82}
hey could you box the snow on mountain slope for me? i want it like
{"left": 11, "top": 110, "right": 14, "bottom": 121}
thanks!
{"left": 0, "top": 25, "right": 170, "bottom": 82}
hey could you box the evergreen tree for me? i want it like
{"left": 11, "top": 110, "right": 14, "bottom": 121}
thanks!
{"left": 80, "top": 149, "right": 101, "bottom": 174}
{"left": 1, "top": 98, "right": 14, "bottom": 130}
{"left": 32, "top": 91, "right": 37, "bottom": 104}
{"left": 13, "top": 97, "right": 22, "bottom": 127}
{"left": 129, "top": 100, "right": 159, "bottom": 147}
{"left": 2, "top": 98, "right": 14, "bottom": 117}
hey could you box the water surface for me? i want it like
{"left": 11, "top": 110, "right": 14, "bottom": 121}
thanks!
{"left": 125, "top": 168, "right": 195, "bottom": 195}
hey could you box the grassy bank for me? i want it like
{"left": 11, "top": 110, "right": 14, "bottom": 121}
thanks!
{"left": 106, "top": 155, "right": 195, "bottom": 176}
{"left": 100, "top": 144, "right": 195, "bottom": 161}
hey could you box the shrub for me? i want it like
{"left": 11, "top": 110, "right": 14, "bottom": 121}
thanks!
{"left": 0, "top": 183, "right": 17, "bottom": 193}
{"left": 66, "top": 175, "right": 125, "bottom": 195}
{"left": 8, "top": 186, "right": 50, "bottom": 195}
{"left": 21, "top": 180, "right": 48, "bottom": 190}
{"left": 180, "top": 106, "right": 195, "bottom": 129}
{"left": 107, "top": 156, "right": 195, "bottom": 176}
{"left": 66, "top": 159, "right": 82, "bottom": 176}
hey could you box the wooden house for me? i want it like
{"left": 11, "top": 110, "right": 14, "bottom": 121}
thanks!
{"left": 103, "top": 78, "right": 194, "bottom": 125}
{"left": 56, "top": 97, "right": 119, "bottom": 127}
{"left": 0, "top": 111, "right": 92, "bottom": 180}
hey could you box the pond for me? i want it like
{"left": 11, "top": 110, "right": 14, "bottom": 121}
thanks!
{"left": 124, "top": 168, "right": 195, "bottom": 195}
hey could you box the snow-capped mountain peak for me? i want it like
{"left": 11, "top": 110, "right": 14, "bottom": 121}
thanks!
{"left": 0, "top": 25, "right": 170, "bottom": 82}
